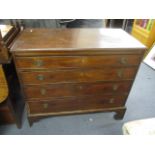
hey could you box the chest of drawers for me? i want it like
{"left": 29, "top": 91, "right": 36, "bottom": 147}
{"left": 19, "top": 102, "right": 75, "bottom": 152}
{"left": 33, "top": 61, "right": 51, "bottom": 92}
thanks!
{"left": 10, "top": 28, "right": 146, "bottom": 126}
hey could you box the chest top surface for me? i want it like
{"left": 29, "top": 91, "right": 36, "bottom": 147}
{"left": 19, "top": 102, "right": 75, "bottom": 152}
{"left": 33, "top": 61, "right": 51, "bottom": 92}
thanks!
{"left": 10, "top": 28, "right": 146, "bottom": 52}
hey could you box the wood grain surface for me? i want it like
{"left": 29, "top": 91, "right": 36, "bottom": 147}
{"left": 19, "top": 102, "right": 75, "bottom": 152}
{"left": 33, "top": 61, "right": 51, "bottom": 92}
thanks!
{"left": 27, "top": 94, "right": 127, "bottom": 114}
{"left": 10, "top": 28, "right": 146, "bottom": 52}
{"left": 15, "top": 54, "right": 142, "bottom": 69}
{"left": 23, "top": 81, "right": 132, "bottom": 100}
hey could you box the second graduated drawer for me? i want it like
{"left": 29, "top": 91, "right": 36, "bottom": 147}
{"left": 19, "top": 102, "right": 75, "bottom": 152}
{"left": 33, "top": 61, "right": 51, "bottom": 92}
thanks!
{"left": 15, "top": 54, "right": 142, "bottom": 69}
{"left": 19, "top": 68, "right": 137, "bottom": 85}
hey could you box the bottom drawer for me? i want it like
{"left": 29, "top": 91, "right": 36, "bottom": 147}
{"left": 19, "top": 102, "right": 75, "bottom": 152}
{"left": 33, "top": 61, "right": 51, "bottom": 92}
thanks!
{"left": 27, "top": 95, "right": 127, "bottom": 115}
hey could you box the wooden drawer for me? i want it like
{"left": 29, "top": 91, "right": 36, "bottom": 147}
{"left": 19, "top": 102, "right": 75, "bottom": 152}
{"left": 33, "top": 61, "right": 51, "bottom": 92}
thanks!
{"left": 24, "top": 81, "right": 132, "bottom": 100}
{"left": 27, "top": 95, "right": 127, "bottom": 115}
{"left": 15, "top": 54, "right": 142, "bottom": 69}
{"left": 19, "top": 68, "right": 137, "bottom": 85}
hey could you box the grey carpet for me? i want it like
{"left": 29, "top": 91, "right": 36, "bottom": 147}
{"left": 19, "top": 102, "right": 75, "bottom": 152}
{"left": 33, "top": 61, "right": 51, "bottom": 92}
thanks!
{"left": 0, "top": 63, "right": 155, "bottom": 135}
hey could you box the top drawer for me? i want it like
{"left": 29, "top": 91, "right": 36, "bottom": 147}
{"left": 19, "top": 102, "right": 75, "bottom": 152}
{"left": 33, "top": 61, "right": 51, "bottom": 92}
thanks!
{"left": 15, "top": 54, "right": 142, "bottom": 69}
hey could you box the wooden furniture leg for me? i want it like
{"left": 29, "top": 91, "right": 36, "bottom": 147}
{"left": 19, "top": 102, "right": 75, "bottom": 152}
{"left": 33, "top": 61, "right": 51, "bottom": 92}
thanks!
{"left": 114, "top": 107, "right": 126, "bottom": 120}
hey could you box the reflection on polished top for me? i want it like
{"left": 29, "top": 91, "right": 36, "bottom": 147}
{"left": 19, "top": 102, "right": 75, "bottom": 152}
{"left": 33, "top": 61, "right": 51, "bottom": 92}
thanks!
{"left": 10, "top": 28, "right": 146, "bottom": 52}
{"left": 0, "top": 25, "right": 13, "bottom": 39}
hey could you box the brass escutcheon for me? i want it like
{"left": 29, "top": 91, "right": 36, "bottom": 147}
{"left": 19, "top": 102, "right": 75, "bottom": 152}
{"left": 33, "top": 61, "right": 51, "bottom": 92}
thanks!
{"left": 117, "top": 70, "right": 123, "bottom": 78}
{"left": 79, "top": 86, "right": 83, "bottom": 90}
{"left": 109, "top": 98, "right": 114, "bottom": 104}
{"left": 37, "top": 74, "right": 44, "bottom": 81}
{"left": 120, "top": 57, "right": 127, "bottom": 65}
{"left": 43, "top": 103, "right": 48, "bottom": 109}
{"left": 40, "top": 88, "right": 46, "bottom": 95}
{"left": 113, "top": 84, "right": 118, "bottom": 91}
{"left": 34, "top": 59, "right": 44, "bottom": 67}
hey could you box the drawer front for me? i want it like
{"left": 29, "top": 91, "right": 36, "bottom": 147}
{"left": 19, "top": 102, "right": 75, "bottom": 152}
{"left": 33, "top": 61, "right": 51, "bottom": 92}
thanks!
{"left": 28, "top": 95, "right": 127, "bottom": 114}
{"left": 15, "top": 55, "right": 141, "bottom": 69}
{"left": 24, "top": 81, "right": 131, "bottom": 100}
{"left": 19, "top": 68, "right": 137, "bottom": 85}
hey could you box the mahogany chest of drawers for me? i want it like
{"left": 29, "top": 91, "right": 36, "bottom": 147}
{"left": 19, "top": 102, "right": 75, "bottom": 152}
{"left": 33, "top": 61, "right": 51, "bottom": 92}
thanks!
{"left": 10, "top": 28, "right": 146, "bottom": 126}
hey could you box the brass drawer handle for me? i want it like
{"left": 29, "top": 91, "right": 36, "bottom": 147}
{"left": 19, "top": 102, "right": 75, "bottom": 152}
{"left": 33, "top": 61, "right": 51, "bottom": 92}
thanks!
{"left": 79, "top": 86, "right": 83, "bottom": 90}
{"left": 80, "top": 72, "right": 84, "bottom": 77}
{"left": 33, "top": 59, "right": 44, "bottom": 67}
{"left": 43, "top": 103, "right": 48, "bottom": 109}
{"left": 109, "top": 98, "right": 114, "bottom": 104}
{"left": 120, "top": 57, "right": 127, "bottom": 65}
{"left": 81, "top": 58, "right": 86, "bottom": 64}
{"left": 117, "top": 70, "right": 123, "bottom": 78}
{"left": 113, "top": 84, "right": 118, "bottom": 91}
{"left": 37, "top": 74, "right": 44, "bottom": 81}
{"left": 40, "top": 88, "right": 46, "bottom": 95}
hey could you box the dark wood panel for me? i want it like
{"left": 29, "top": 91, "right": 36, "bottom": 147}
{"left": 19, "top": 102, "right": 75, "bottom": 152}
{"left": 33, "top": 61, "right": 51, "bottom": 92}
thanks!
{"left": 19, "top": 68, "right": 137, "bottom": 85}
{"left": 28, "top": 94, "right": 127, "bottom": 114}
{"left": 0, "top": 104, "right": 14, "bottom": 124}
{"left": 15, "top": 54, "right": 141, "bottom": 69}
{"left": 24, "top": 81, "right": 132, "bottom": 100}
{"left": 0, "top": 25, "right": 20, "bottom": 63}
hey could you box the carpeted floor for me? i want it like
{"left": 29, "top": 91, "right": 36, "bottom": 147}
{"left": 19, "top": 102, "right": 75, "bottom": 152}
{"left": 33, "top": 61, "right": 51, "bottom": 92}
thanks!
{"left": 0, "top": 63, "right": 155, "bottom": 135}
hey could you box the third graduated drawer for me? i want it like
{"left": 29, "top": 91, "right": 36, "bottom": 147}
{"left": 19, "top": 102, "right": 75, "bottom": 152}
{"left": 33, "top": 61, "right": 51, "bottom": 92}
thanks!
{"left": 15, "top": 54, "right": 142, "bottom": 69}
{"left": 19, "top": 67, "right": 137, "bottom": 85}
{"left": 23, "top": 81, "right": 132, "bottom": 100}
